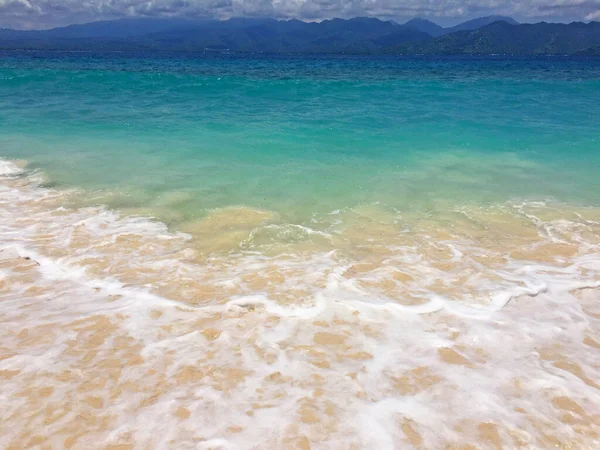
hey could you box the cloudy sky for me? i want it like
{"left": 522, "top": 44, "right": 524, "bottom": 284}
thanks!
{"left": 1, "top": 0, "right": 599, "bottom": 29}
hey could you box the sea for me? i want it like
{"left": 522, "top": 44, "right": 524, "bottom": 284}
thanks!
{"left": 1, "top": 52, "right": 600, "bottom": 449}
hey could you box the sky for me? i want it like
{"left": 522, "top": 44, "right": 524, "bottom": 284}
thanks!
{"left": 1, "top": 0, "right": 599, "bottom": 30}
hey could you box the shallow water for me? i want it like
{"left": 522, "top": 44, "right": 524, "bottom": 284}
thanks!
{"left": 2, "top": 54, "right": 600, "bottom": 221}
{"left": 1, "top": 54, "right": 600, "bottom": 449}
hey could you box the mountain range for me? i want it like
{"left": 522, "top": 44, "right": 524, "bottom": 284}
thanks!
{"left": 1, "top": 16, "right": 599, "bottom": 55}
{"left": 402, "top": 16, "right": 518, "bottom": 37}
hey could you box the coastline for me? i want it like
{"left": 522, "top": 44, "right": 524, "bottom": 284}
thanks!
{"left": 2, "top": 159, "right": 600, "bottom": 448}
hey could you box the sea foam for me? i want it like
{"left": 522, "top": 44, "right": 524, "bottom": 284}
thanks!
{"left": 1, "top": 160, "right": 599, "bottom": 449}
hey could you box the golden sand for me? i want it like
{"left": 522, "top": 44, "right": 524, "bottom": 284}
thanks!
{"left": 1, "top": 165, "right": 600, "bottom": 449}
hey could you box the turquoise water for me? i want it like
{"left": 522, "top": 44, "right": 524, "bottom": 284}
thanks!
{"left": 1, "top": 53, "right": 600, "bottom": 225}
{"left": 3, "top": 53, "right": 600, "bottom": 449}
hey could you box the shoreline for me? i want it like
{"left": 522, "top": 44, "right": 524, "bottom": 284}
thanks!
{"left": 1, "top": 159, "right": 600, "bottom": 448}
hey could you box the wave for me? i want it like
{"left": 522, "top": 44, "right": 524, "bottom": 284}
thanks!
{"left": 1, "top": 159, "right": 600, "bottom": 449}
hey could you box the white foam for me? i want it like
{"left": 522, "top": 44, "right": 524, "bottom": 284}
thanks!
{"left": 0, "top": 160, "right": 23, "bottom": 176}
{"left": 1, "top": 159, "right": 600, "bottom": 449}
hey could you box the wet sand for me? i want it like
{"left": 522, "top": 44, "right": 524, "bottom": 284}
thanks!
{"left": 1, "top": 161, "right": 599, "bottom": 449}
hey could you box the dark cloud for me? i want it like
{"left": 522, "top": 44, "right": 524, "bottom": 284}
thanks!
{"left": 0, "top": 0, "right": 598, "bottom": 29}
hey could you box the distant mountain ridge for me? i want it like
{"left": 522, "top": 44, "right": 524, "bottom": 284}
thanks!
{"left": 403, "top": 19, "right": 446, "bottom": 37}
{"left": 1, "top": 16, "right": 599, "bottom": 55}
{"left": 403, "top": 15, "right": 518, "bottom": 37}
{"left": 395, "top": 21, "right": 600, "bottom": 55}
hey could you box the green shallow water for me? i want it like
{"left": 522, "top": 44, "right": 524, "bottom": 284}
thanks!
{"left": 1, "top": 53, "right": 600, "bottom": 226}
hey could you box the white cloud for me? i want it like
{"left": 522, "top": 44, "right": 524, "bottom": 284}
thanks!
{"left": 585, "top": 9, "right": 600, "bottom": 19}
